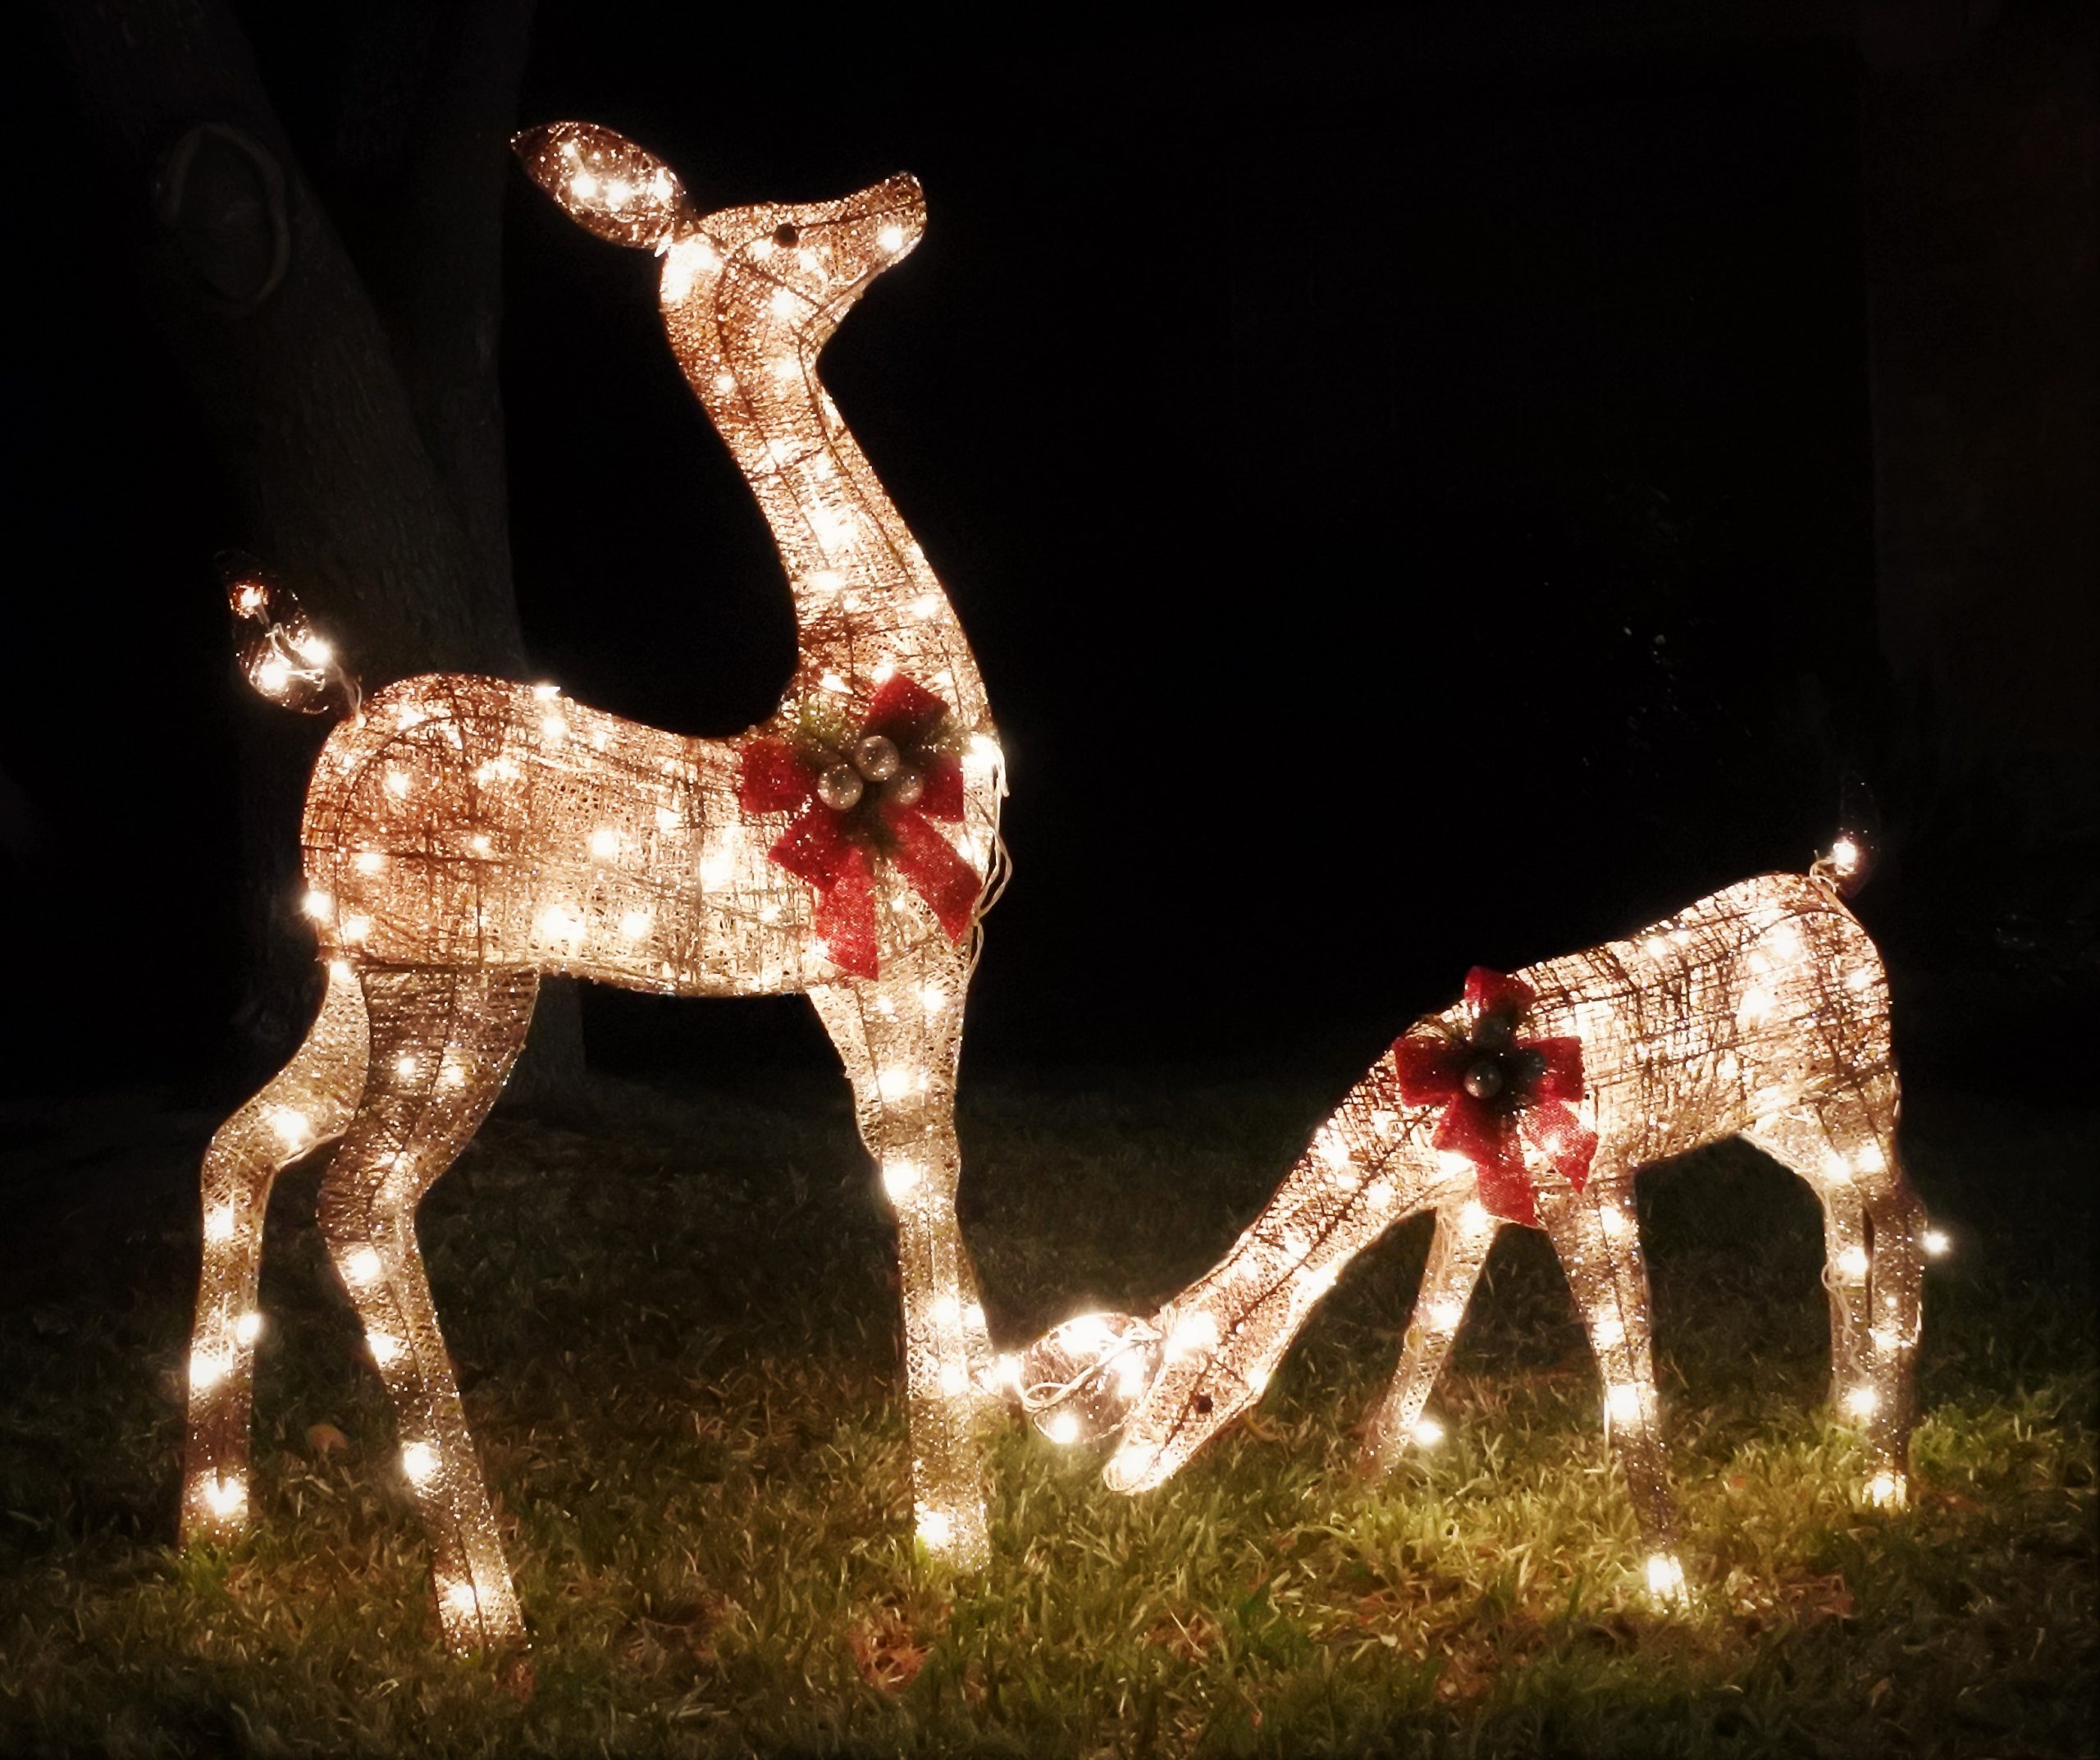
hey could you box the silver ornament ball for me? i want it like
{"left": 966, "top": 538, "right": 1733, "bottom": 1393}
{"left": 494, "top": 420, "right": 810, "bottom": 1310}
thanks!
{"left": 1463, "top": 1059, "right": 1505, "bottom": 1101}
{"left": 816, "top": 763, "right": 864, "bottom": 811}
{"left": 1469, "top": 1013, "right": 1513, "bottom": 1050}
{"left": 851, "top": 734, "right": 902, "bottom": 781}
{"left": 890, "top": 766, "right": 924, "bottom": 807}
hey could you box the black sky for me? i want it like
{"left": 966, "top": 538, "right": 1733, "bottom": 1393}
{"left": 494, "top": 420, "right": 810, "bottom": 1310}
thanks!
{"left": 3, "top": 14, "right": 1897, "bottom": 1094}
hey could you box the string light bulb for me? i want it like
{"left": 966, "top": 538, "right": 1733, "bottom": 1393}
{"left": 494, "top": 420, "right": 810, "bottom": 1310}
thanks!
{"left": 1016, "top": 1312, "right": 1165, "bottom": 1446}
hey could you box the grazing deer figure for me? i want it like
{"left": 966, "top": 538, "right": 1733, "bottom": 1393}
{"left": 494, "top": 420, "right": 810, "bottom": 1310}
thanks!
{"left": 1025, "top": 862, "right": 1929, "bottom": 1602}
{"left": 181, "top": 121, "right": 1007, "bottom": 1652}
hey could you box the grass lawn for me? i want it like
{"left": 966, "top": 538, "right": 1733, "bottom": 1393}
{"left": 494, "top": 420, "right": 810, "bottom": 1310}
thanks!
{"left": 0, "top": 1054, "right": 2092, "bottom": 1757}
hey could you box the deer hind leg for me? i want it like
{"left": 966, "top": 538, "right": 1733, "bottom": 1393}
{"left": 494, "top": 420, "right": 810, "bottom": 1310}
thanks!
{"left": 1743, "top": 1075, "right": 1921, "bottom": 1505}
{"left": 314, "top": 965, "right": 537, "bottom": 1653}
{"left": 1359, "top": 1203, "right": 1500, "bottom": 1474}
{"left": 810, "top": 941, "right": 992, "bottom": 1570}
{"left": 1739, "top": 1112, "right": 1874, "bottom": 1409}
{"left": 1542, "top": 1180, "right": 1687, "bottom": 1602}
{"left": 182, "top": 960, "right": 369, "bottom": 1547}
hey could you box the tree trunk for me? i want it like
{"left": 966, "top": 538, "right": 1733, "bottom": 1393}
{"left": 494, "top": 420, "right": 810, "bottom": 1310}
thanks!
{"left": 40, "top": 0, "right": 587, "bottom": 1101}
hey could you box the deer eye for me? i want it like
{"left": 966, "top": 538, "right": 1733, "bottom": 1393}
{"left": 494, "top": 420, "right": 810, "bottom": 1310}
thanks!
{"left": 772, "top": 222, "right": 799, "bottom": 248}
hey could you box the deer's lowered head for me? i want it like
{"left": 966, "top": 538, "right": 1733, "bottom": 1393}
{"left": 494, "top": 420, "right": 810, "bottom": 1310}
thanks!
{"left": 1098, "top": 1149, "right": 1467, "bottom": 1495}
{"left": 514, "top": 121, "right": 924, "bottom": 356}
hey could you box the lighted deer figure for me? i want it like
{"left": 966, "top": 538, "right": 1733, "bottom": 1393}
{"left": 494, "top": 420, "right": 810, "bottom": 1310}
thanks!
{"left": 181, "top": 121, "right": 1007, "bottom": 1652}
{"left": 1020, "top": 861, "right": 1933, "bottom": 1602}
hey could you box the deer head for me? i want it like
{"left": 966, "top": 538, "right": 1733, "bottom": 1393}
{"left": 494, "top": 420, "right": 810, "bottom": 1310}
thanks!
{"left": 514, "top": 121, "right": 924, "bottom": 355}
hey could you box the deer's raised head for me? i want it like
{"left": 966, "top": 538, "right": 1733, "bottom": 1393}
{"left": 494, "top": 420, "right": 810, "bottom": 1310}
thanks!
{"left": 515, "top": 121, "right": 924, "bottom": 350}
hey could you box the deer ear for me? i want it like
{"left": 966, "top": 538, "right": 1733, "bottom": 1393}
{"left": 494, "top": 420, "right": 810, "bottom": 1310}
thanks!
{"left": 514, "top": 121, "right": 687, "bottom": 249}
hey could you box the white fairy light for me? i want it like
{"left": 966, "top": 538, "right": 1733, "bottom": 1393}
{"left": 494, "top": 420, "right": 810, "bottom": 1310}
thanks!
{"left": 1412, "top": 1416, "right": 1445, "bottom": 1447}
{"left": 1645, "top": 1552, "right": 1688, "bottom": 1602}
{"left": 1166, "top": 1311, "right": 1220, "bottom": 1361}
{"left": 401, "top": 1441, "right": 438, "bottom": 1485}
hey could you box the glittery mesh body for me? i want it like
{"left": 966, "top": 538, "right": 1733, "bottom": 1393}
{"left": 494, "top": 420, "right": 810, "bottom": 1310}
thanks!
{"left": 181, "top": 124, "right": 1007, "bottom": 1653}
{"left": 1099, "top": 872, "right": 1925, "bottom": 1596}
{"left": 301, "top": 676, "right": 999, "bottom": 990}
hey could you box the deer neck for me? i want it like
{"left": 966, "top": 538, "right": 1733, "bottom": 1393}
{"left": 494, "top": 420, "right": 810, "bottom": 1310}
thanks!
{"left": 670, "top": 305, "right": 988, "bottom": 734}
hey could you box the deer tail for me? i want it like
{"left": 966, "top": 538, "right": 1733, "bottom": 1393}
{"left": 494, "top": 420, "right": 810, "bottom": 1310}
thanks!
{"left": 221, "top": 555, "right": 359, "bottom": 717}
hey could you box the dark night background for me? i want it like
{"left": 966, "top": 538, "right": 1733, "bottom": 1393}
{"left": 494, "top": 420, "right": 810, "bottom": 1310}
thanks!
{"left": 2, "top": 2, "right": 2093, "bottom": 1105}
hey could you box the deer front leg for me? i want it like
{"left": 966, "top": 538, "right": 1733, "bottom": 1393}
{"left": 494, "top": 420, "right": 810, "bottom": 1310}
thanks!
{"left": 182, "top": 961, "right": 368, "bottom": 1546}
{"left": 1359, "top": 1201, "right": 1500, "bottom": 1474}
{"left": 810, "top": 941, "right": 993, "bottom": 1569}
{"left": 1541, "top": 1180, "right": 1687, "bottom": 1602}
{"left": 316, "top": 966, "right": 537, "bottom": 1653}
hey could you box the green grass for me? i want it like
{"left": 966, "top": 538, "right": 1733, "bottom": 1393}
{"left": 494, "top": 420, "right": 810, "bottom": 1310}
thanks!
{"left": 0, "top": 1063, "right": 2092, "bottom": 1757}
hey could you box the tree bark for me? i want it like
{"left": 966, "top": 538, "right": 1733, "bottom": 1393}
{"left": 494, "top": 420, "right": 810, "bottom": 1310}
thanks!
{"left": 40, "top": 0, "right": 587, "bottom": 1101}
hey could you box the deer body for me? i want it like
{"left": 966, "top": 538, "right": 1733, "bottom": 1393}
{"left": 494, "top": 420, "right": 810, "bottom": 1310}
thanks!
{"left": 1094, "top": 871, "right": 1925, "bottom": 1597}
{"left": 183, "top": 124, "right": 1003, "bottom": 1653}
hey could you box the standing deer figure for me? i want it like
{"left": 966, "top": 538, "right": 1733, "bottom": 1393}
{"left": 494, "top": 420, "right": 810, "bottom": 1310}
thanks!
{"left": 181, "top": 121, "right": 1007, "bottom": 1652}
{"left": 1024, "top": 862, "right": 1929, "bottom": 1602}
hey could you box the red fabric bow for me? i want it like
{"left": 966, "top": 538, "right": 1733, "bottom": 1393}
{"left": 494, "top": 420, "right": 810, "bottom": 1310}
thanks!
{"left": 737, "top": 674, "right": 982, "bottom": 979}
{"left": 1391, "top": 967, "right": 1596, "bottom": 1228}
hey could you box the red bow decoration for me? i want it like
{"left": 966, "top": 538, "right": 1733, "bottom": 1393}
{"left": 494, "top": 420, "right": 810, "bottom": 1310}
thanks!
{"left": 737, "top": 674, "right": 982, "bottom": 979}
{"left": 1391, "top": 967, "right": 1597, "bottom": 1228}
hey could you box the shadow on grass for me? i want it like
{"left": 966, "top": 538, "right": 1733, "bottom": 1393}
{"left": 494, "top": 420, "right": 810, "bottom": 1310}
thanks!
{"left": 0, "top": 1065, "right": 2091, "bottom": 1757}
